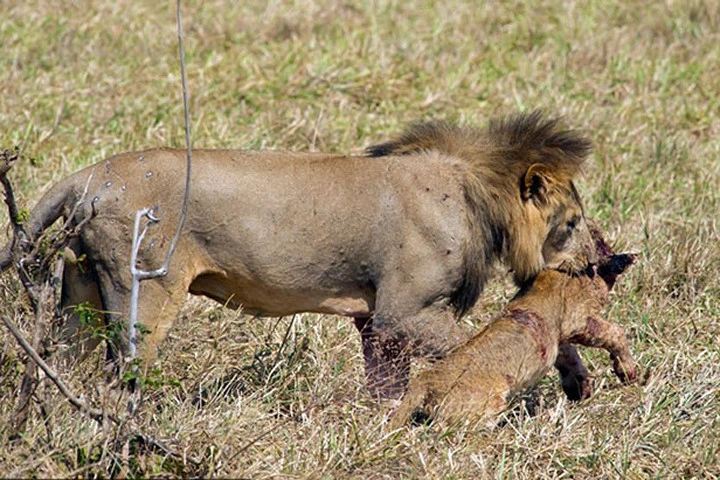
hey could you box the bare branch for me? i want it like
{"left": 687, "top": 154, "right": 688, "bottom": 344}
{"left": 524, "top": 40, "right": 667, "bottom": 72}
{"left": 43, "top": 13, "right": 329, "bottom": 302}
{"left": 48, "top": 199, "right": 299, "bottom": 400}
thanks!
{"left": 3, "top": 312, "right": 202, "bottom": 465}
{"left": 12, "top": 257, "right": 61, "bottom": 434}
{"left": 2, "top": 311, "right": 109, "bottom": 422}
{"left": 171, "top": 0, "right": 193, "bottom": 271}
{"left": 0, "top": 148, "right": 28, "bottom": 271}
{"left": 0, "top": 149, "right": 23, "bottom": 230}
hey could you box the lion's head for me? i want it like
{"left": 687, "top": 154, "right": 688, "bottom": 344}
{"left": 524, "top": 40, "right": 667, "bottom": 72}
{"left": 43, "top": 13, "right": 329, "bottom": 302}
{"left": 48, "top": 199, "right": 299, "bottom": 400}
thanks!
{"left": 511, "top": 163, "right": 597, "bottom": 284}
{"left": 465, "top": 112, "right": 595, "bottom": 286}
{"left": 366, "top": 111, "right": 597, "bottom": 309}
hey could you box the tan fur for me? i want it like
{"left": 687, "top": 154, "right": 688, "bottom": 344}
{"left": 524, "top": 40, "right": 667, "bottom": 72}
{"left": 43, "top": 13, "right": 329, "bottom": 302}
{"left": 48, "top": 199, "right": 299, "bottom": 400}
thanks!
{"left": 391, "top": 226, "right": 636, "bottom": 428}
{"left": 0, "top": 112, "right": 596, "bottom": 398}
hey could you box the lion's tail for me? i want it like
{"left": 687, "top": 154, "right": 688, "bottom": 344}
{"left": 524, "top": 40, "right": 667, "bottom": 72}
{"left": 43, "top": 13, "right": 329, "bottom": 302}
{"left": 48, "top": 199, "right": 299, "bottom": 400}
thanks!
{"left": 0, "top": 174, "right": 80, "bottom": 272}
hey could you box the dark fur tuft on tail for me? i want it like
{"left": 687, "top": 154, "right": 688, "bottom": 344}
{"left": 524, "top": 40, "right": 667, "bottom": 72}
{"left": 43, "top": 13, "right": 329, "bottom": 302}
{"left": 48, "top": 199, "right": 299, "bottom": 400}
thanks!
{"left": 409, "top": 407, "right": 433, "bottom": 426}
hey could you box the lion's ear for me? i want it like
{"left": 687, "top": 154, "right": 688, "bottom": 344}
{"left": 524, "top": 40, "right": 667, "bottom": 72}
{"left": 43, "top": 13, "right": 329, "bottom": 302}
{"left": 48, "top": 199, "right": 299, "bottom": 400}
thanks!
{"left": 521, "top": 163, "right": 554, "bottom": 203}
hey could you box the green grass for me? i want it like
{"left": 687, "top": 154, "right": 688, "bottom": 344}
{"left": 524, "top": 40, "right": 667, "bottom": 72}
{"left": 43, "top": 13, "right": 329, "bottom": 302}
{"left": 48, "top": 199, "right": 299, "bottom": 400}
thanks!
{"left": 1, "top": 0, "right": 719, "bottom": 477}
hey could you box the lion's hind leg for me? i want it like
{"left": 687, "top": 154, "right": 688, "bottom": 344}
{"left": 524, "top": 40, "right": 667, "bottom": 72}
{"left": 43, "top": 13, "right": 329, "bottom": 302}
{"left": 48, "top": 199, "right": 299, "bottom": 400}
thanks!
{"left": 52, "top": 244, "right": 105, "bottom": 367}
{"left": 94, "top": 265, "right": 188, "bottom": 380}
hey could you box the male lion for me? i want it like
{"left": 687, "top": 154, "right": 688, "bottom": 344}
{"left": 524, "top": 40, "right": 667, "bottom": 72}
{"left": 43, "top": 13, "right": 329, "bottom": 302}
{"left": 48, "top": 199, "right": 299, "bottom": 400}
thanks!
{"left": 391, "top": 222, "right": 637, "bottom": 428}
{"left": 0, "top": 111, "right": 596, "bottom": 398}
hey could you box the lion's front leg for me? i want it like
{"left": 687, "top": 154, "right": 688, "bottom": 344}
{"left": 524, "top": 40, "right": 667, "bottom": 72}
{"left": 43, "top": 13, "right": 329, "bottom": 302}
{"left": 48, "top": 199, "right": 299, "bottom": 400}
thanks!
{"left": 554, "top": 342, "right": 593, "bottom": 401}
{"left": 354, "top": 305, "right": 471, "bottom": 401}
{"left": 361, "top": 257, "right": 472, "bottom": 400}
{"left": 568, "top": 315, "right": 637, "bottom": 384}
{"left": 354, "top": 317, "right": 411, "bottom": 400}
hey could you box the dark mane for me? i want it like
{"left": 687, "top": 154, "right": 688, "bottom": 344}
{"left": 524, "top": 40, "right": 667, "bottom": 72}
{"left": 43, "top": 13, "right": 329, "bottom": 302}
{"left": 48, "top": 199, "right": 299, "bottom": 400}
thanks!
{"left": 366, "top": 110, "right": 591, "bottom": 181}
{"left": 487, "top": 111, "right": 592, "bottom": 168}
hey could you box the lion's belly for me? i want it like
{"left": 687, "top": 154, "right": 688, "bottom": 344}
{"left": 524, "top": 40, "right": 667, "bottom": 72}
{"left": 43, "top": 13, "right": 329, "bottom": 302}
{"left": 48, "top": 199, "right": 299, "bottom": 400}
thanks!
{"left": 188, "top": 272, "right": 375, "bottom": 318}
{"left": 316, "top": 296, "right": 374, "bottom": 317}
{"left": 240, "top": 293, "right": 375, "bottom": 318}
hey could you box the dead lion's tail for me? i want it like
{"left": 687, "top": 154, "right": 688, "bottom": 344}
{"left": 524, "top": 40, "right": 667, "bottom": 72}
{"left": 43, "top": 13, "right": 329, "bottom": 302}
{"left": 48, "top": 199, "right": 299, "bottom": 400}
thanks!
{"left": 0, "top": 174, "right": 80, "bottom": 272}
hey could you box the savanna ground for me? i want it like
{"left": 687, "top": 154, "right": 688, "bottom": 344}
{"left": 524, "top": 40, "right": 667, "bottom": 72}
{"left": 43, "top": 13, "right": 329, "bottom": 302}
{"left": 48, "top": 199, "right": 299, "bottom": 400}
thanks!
{"left": 1, "top": 0, "right": 719, "bottom": 477}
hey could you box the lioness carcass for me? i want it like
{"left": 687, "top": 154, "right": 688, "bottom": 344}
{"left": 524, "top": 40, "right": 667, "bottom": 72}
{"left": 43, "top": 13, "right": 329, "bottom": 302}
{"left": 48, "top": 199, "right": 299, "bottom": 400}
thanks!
{"left": 0, "top": 111, "right": 596, "bottom": 398}
{"left": 391, "top": 222, "right": 637, "bottom": 428}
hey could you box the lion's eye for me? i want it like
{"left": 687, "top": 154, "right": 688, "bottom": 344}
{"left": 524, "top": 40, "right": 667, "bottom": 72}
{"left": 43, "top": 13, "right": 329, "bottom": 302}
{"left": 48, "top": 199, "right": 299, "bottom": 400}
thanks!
{"left": 566, "top": 219, "right": 577, "bottom": 232}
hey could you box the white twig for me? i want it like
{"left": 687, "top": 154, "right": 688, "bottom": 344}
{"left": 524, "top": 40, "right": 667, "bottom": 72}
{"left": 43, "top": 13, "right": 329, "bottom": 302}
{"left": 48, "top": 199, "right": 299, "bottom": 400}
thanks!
{"left": 127, "top": 0, "right": 193, "bottom": 389}
{"left": 128, "top": 208, "right": 157, "bottom": 360}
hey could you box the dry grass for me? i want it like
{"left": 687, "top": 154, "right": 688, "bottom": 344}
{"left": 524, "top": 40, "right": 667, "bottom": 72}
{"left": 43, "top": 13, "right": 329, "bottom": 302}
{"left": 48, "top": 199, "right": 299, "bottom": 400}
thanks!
{"left": 1, "top": 0, "right": 719, "bottom": 477}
